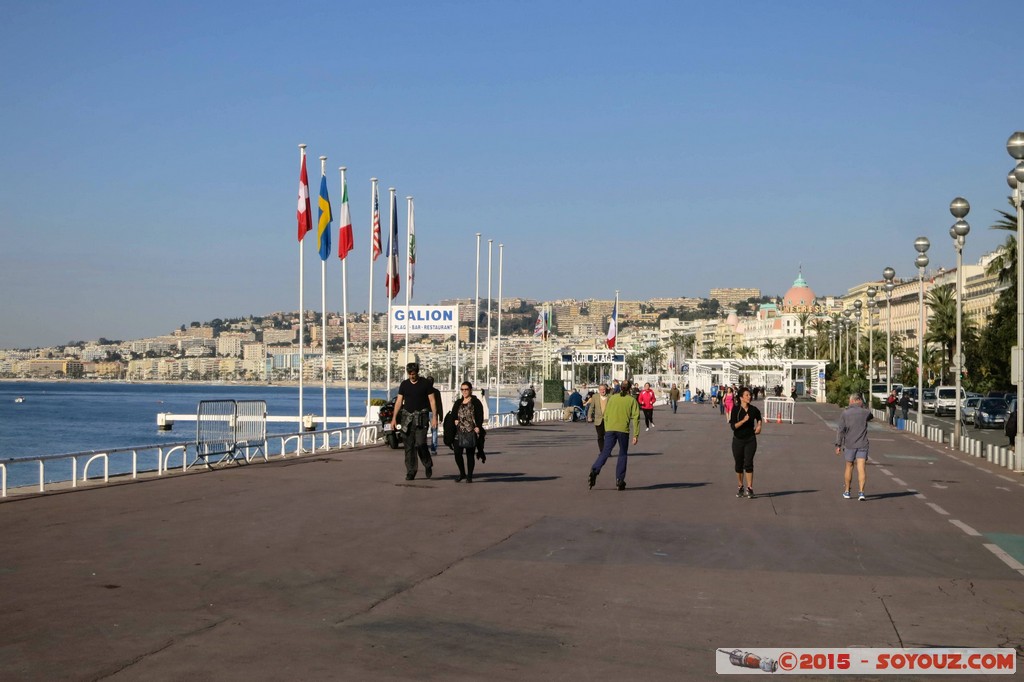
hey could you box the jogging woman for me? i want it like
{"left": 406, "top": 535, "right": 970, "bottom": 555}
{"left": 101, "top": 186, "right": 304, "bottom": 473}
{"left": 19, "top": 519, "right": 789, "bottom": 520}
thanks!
{"left": 728, "top": 387, "right": 762, "bottom": 498}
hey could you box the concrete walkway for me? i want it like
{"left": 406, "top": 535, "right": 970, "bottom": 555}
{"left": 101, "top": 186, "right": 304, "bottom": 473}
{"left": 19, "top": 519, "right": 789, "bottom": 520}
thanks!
{"left": 1, "top": 400, "right": 1022, "bottom": 680}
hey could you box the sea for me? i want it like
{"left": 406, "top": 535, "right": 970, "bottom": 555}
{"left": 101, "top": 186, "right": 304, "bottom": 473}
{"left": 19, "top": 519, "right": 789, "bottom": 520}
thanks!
{"left": 0, "top": 381, "right": 519, "bottom": 489}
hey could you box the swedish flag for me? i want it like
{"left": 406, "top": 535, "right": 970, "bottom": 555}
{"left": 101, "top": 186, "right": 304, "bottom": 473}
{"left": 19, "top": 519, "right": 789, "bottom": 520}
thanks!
{"left": 317, "top": 173, "right": 332, "bottom": 261}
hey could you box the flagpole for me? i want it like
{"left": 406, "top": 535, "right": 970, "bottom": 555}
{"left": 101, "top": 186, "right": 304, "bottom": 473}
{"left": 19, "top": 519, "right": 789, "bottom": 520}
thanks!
{"left": 486, "top": 239, "right": 493, "bottom": 391}
{"left": 614, "top": 290, "right": 620, "bottom": 380}
{"left": 474, "top": 233, "right": 481, "bottom": 385}
{"left": 298, "top": 144, "right": 307, "bottom": 430}
{"left": 404, "top": 196, "right": 413, "bottom": 367}
{"left": 386, "top": 187, "right": 396, "bottom": 394}
{"left": 454, "top": 303, "right": 460, "bottom": 389}
{"left": 339, "top": 166, "right": 351, "bottom": 444}
{"left": 320, "top": 156, "right": 329, "bottom": 444}
{"left": 496, "top": 243, "right": 504, "bottom": 417}
{"left": 367, "top": 178, "right": 377, "bottom": 418}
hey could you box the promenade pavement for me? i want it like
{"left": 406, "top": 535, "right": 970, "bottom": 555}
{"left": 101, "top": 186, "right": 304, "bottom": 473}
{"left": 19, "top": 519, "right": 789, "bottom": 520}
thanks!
{"left": 1, "top": 399, "right": 1023, "bottom": 681}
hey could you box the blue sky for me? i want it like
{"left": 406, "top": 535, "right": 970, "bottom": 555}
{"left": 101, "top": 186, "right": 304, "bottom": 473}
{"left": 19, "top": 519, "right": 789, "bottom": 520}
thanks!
{"left": 1, "top": 0, "right": 1021, "bottom": 348}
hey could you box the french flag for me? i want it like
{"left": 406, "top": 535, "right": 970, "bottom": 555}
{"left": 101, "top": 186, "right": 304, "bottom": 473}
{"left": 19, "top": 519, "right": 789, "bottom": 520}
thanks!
{"left": 606, "top": 303, "right": 617, "bottom": 349}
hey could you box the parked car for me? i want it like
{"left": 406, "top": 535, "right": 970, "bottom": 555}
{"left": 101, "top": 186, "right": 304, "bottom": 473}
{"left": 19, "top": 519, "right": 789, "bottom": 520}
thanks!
{"left": 961, "top": 396, "right": 982, "bottom": 425}
{"left": 921, "top": 389, "right": 937, "bottom": 413}
{"left": 974, "top": 398, "right": 1009, "bottom": 429}
{"left": 934, "top": 386, "right": 966, "bottom": 417}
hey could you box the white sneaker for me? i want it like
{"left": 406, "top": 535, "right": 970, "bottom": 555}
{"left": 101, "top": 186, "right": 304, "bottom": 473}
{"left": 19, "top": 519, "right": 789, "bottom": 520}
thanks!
{"left": 645, "top": 427, "right": 649, "bottom": 432}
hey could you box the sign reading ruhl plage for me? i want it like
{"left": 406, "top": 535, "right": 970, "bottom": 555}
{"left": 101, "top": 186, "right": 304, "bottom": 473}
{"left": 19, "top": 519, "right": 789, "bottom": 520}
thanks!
{"left": 390, "top": 305, "right": 458, "bottom": 335}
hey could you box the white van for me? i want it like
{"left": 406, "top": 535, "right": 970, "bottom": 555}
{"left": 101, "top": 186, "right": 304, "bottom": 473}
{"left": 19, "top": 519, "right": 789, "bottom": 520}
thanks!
{"left": 871, "top": 383, "right": 903, "bottom": 403}
{"left": 934, "top": 385, "right": 966, "bottom": 417}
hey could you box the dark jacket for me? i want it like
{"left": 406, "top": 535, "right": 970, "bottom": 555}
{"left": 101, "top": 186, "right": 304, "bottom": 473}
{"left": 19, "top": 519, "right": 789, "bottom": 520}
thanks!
{"left": 446, "top": 395, "right": 486, "bottom": 450}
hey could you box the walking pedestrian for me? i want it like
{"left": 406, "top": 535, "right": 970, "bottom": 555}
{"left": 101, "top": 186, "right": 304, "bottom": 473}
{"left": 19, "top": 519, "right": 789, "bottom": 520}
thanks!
{"left": 1005, "top": 406, "right": 1016, "bottom": 451}
{"left": 835, "top": 393, "right": 872, "bottom": 501}
{"left": 668, "top": 383, "right": 680, "bottom": 413}
{"left": 638, "top": 382, "right": 656, "bottom": 431}
{"left": 886, "top": 390, "right": 898, "bottom": 426}
{"left": 452, "top": 382, "right": 484, "bottom": 483}
{"left": 898, "top": 391, "right": 910, "bottom": 423}
{"left": 723, "top": 387, "right": 735, "bottom": 422}
{"left": 587, "top": 383, "right": 610, "bottom": 453}
{"left": 428, "top": 379, "right": 443, "bottom": 456}
{"left": 390, "top": 362, "right": 439, "bottom": 481}
{"left": 728, "top": 387, "right": 762, "bottom": 499}
{"left": 588, "top": 380, "right": 640, "bottom": 491}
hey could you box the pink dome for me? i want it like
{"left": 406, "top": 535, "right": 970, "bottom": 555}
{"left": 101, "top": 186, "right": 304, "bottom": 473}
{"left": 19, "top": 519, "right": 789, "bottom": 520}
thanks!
{"left": 782, "top": 271, "right": 816, "bottom": 310}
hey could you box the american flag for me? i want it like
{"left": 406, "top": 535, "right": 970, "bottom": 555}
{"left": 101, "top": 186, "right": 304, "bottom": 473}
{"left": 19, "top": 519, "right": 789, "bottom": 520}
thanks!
{"left": 371, "top": 183, "right": 382, "bottom": 261}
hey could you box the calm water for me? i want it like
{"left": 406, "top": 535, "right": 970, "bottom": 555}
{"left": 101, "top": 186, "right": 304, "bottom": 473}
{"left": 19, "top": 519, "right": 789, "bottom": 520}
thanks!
{"left": 0, "top": 381, "right": 520, "bottom": 488}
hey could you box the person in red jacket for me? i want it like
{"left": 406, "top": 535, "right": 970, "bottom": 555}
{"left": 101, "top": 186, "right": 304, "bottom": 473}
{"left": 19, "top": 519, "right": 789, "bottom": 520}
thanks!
{"left": 638, "top": 382, "right": 657, "bottom": 431}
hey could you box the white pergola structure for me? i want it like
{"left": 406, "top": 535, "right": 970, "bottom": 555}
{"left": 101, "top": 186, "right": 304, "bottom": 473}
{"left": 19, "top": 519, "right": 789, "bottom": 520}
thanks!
{"left": 686, "top": 358, "right": 828, "bottom": 403}
{"left": 559, "top": 349, "right": 627, "bottom": 389}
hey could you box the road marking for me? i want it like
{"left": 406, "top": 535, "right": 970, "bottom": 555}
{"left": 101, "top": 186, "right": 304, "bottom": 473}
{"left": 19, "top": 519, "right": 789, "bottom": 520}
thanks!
{"left": 998, "top": 475, "right": 1017, "bottom": 483}
{"left": 997, "top": 486, "right": 1012, "bottom": 491}
{"left": 931, "top": 482, "right": 948, "bottom": 489}
{"left": 884, "top": 454, "right": 938, "bottom": 461}
{"left": 908, "top": 489, "right": 923, "bottom": 497}
{"left": 983, "top": 543, "right": 1024, "bottom": 577}
{"left": 949, "top": 519, "right": 981, "bottom": 536}
{"left": 925, "top": 502, "right": 950, "bottom": 515}
{"left": 891, "top": 477, "right": 907, "bottom": 486}
{"left": 878, "top": 468, "right": 892, "bottom": 476}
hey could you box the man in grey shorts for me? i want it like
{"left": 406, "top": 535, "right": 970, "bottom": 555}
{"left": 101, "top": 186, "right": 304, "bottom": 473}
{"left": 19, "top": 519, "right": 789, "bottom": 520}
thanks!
{"left": 835, "top": 393, "right": 873, "bottom": 501}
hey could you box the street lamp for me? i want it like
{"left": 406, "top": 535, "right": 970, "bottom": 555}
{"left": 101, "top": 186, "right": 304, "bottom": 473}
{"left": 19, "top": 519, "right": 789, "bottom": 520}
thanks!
{"left": 949, "top": 199, "right": 970, "bottom": 449}
{"left": 867, "top": 286, "right": 877, "bottom": 382}
{"left": 1007, "top": 131, "right": 1024, "bottom": 469}
{"left": 853, "top": 299, "right": 863, "bottom": 376}
{"left": 914, "top": 236, "right": 930, "bottom": 429}
{"left": 883, "top": 267, "right": 896, "bottom": 397}
{"left": 843, "top": 309, "right": 852, "bottom": 371}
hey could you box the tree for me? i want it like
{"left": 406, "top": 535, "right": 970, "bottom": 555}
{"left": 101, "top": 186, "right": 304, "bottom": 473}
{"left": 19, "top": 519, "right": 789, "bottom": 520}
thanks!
{"left": 796, "top": 313, "right": 812, "bottom": 358}
{"left": 782, "top": 337, "right": 801, "bottom": 359}
{"left": 761, "top": 339, "right": 781, "bottom": 359}
{"left": 924, "top": 283, "right": 978, "bottom": 383}
{"left": 645, "top": 344, "right": 665, "bottom": 372}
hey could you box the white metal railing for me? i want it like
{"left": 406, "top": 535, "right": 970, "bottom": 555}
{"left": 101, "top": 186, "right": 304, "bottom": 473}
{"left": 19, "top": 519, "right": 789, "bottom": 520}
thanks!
{"left": 763, "top": 397, "right": 795, "bottom": 424}
{"left": 1, "top": 406, "right": 584, "bottom": 499}
{"left": 0, "top": 421, "right": 383, "bottom": 499}
{"left": 876, "top": 408, "right": 1021, "bottom": 473}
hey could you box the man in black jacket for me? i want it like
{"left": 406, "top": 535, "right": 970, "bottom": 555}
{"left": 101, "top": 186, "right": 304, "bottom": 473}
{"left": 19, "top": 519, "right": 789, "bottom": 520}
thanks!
{"left": 390, "top": 363, "right": 438, "bottom": 480}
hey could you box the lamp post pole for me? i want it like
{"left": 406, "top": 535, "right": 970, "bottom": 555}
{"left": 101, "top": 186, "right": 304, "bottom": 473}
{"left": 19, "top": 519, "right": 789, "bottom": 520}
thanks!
{"left": 883, "top": 267, "right": 896, "bottom": 397}
{"left": 854, "top": 299, "right": 863, "bottom": 378}
{"left": 843, "top": 309, "right": 852, "bottom": 372}
{"left": 1007, "top": 132, "right": 1024, "bottom": 470}
{"left": 950, "top": 199, "right": 970, "bottom": 450}
{"left": 914, "top": 237, "right": 930, "bottom": 429}
{"left": 867, "top": 287, "right": 877, "bottom": 383}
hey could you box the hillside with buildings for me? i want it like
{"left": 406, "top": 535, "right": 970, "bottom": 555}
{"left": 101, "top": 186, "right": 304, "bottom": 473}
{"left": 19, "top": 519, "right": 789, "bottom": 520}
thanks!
{"left": 0, "top": 249, "right": 1011, "bottom": 390}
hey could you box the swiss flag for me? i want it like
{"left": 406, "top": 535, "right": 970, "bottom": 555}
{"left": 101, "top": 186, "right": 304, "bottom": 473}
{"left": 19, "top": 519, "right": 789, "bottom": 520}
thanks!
{"left": 297, "top": 152, "right": 312, "bottom": 241}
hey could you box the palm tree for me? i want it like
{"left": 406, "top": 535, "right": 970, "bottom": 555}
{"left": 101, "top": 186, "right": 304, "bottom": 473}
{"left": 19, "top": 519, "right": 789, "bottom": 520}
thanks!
{"left": 783, "top": 337, "right": 801, "bottom": 359}
{"left": 986, "top": 197, "right": 1019, "bottom": 287}
{"left": 736, "top": 345, "right": 756, "bottom": 359}
{"left": 809, "top": 317, "right": 831, "bottom": 359}
{"left": 925, "top": 283, "right": 978, "bottom": 383}
{"left": 762, "top": 339, "right": 781, "bottom": 360}
{"left": 645, "top": 344, "right": 666, "bottom": 372}
{"left": 666, "top": 332, "right": 684, "bottom": 370}
{"left": 797, "top": 312, "right": 812, "bottom": 358}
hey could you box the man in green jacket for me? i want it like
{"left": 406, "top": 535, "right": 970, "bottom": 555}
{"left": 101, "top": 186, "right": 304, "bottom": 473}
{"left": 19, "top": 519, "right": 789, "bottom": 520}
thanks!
{"left": 588, "top": 380, "right": 641, "bottom": 491}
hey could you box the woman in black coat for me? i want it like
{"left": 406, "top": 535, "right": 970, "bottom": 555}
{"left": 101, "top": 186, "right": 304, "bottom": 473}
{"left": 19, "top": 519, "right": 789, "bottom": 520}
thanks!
{"left": 452, "top": 382, "right": 485, "bottom": 483}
